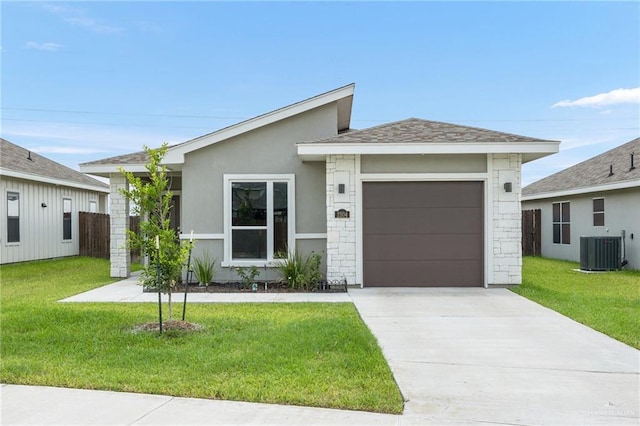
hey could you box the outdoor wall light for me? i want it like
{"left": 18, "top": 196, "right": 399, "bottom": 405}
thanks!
{"left": 503, "top": 182, "right": 513, "bottom": 193}
{"left": 41, "top": 202, "right": 47, "bottom": 208}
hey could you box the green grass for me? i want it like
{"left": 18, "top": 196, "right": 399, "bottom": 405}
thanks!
{"left": 513, "top": 257, "right": 640, "bottom": 349}
{"left": 0, "top": 257, "right": 404, "bottom": 414}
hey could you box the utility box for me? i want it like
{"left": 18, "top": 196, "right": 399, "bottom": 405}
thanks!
{"left": 580, "top": 236, "right": 621, "bottom": 271}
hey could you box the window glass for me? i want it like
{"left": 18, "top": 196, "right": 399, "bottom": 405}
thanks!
{"left": 232, "top": 230, "right": 267, "bottom": 259}
{"left": 228, "top": 178, "right": 292, "bottom": 262}
{"left": 7, "top": 192, "right": 19, "bottom": 243}
{"left": 89, "top": 200, "right": 97, "bottom": 213}
{"left": 552, "top": 202, "right": 570, "bottom": 245}
{"left": 593, "top": 198, "right": 605, "bottom": 226}
{"left": 63, "top": 198, "right": 72, "bottom": 240}
{"left": 273, "top": 182, "right": 288, "bottom": 255}
{"left": 232, "top": 182, "right": 266, "bottom": 226}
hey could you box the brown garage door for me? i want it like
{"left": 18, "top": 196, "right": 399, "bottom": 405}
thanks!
{"left": 363, "top": 181, "right": 483, "bottom": 287}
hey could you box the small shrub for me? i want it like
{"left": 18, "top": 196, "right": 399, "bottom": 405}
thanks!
{"left": 236, "top": 265, "right": 259, "bottom": 288}
{"left": 193, "top": 252, "right": 216, "bottom": 286}
{"left": 276, "top": 250, "right": 323, "bottom": 291}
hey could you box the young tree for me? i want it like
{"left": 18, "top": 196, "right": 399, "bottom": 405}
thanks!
{"left": 120, "top": 143, "right": 189, "bottom": 322}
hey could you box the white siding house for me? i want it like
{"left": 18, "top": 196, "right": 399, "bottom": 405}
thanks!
{"left": 0, "top": 138, "right": 109, "bottom": 264}
{"left": 522, "top": 138, "right": 640, "bottom": 270}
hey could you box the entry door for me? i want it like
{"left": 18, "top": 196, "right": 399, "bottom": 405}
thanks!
{"left": 363, "top": 181, "right": 483, "bottom": 287}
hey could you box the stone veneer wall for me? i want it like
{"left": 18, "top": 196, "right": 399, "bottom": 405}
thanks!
{"left": 325, "top": 154, "right": 357, "bottom": 283}
{"left": 491, "top": 153, "right": 522, "bottom": 285}
{"left": 109, "top": 174, "right": 130, "bottom": 278}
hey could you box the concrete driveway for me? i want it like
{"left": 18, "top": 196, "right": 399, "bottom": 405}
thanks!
{"left": 349, "top": 287, "right": 639, "bottom": 425}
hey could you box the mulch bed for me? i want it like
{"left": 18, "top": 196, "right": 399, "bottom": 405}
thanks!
{"left": 130, "top": 320, "right": 204, "bottom": 333}
{"left": 143, "top": 281, "right": 348, "bottom": 293}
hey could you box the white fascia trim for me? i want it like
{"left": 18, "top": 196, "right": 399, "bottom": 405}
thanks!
{"left": 295, "top": 233, "right": 327, "bottom": 240}
{"left": 0, "top": 168, "right": 110, "bottom": 193}
{"left": 298, "top": 141, "right": 559, "bottom": 157}
{"left": 179, "top": 233, "right": 224, "bottom": 240}
{"left": 164, "top": 85, "right": 356, "bottom": 165}
{"left": 522, "top": 179, "right": 640, "bottom": 201}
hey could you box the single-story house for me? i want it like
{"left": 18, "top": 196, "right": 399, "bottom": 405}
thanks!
{"left": 522, "top": 137, "right": 640, "bottom": 269}
{"left": 80, "top": 84, "right": 559, "bottom": 287}
{"left": 0, "top": 138, "right": 109, "bottom": 264}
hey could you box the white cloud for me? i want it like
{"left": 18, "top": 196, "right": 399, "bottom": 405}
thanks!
{"left": 40, "top": 2, "right": 122, "bottom": 35}
{"left": 24, "top": 41, "right": 63, "bottom": 51}
{"left": 552, "top": 87, "right": 640, "bottom": 108}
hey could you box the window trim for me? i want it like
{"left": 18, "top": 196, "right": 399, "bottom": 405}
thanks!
{"left": 552, "top": 201, "right": 571, "bottom": 245}
{"left": 223, "top": 174, "right": 295, "bottom": 266}
{"left": 592, "top": 197, "right": 605, "bottom": 227}
{"left": 6, "top": 190, "right": 20, "bottom": 244}
{"left": 63, "top": 197, "right": 72, "bottom": 241}
{"left": 89, "top": 200, "right": 98, "bottom": 213}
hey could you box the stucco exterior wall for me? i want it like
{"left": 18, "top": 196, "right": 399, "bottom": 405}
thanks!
{"left": 361, "top": 154, "right": 487, "bottom": 173}
{"left": 490, "top": 153, "right": 522, "bottom": 285}
{"left": 0, "top": 176, "right": 107, "bottom": 264}
{"left": 522, "top": 187, "right": 640, "bottom": 270}
{"left": 180, "top": 103, "right": 337, "bottom": 278}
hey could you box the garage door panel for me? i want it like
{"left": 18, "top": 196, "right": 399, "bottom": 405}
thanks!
{"left": 364, "top": 181, "right": 482, "bottom": 209}
{"left": 365, "top": 207, "right": 483, "bottom": 235}
{"left": 363, "top": 181, "right": 483, "bottom": 287}
{"left": 364, "top": 234, "right": 482, "bottom": 261}
{"left": 364, "top": 260, "right": 482, "bottom": 287}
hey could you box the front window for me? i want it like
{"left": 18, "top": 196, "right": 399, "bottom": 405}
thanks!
{"left": 7, "top": 192, "right": 19, "bottom": 243}
{"left": 89, "top": 200, "right": 98, "bottom": 213}
{"left": 593, "top": 198, "right": 605, "bottom": 227}
{"left": 552, "top": 201, "right": 570, "bottom": 244}
{"left": 63, "top": 198, "right": 72, "bottom": 240}
{"left": 226, "top": 175, "right": 293, "bottom": 263}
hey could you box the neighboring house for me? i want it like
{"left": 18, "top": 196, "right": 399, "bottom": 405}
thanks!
{"left": 80, "top": 84, "right": 559, "bottom": 287}
{"left": 522, "top": 137, "right": 640, "bottom": 270}
{"left": 0, "top": 138, "right": 109, "bottom": 264}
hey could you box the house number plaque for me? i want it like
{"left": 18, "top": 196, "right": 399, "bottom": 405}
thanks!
{"left": 334, "top": 209, "right": 350, "bottom": 219}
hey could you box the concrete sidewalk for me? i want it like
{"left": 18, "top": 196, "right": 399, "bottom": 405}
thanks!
{"left": 4, "top": 278, "right": 640, "bottom": 425}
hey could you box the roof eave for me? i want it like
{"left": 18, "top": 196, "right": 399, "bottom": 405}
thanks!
{"left": 522, "top": 179, "right": 640, "bottom": 201}
{"left": 0, "top": 168, "right": 109, "bottom": 193}
{"left": 297, "top": 141, "right": 560, "bottom": 162}
{"left": 163, "top": 84, "right": 356, "bottom": 165}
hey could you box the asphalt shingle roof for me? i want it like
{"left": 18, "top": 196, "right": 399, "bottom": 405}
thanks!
{"left": 522, "top": 137, "right": 640, "bottom": 196}
{"left": 300, "top": 118, "right": 558, "bottom": 145}
{"left": 0, "top": 138, "right": 108, "bottom": 189}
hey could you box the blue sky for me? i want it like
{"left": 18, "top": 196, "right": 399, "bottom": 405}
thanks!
{"left": 2, "top": 1, "right": 639, "bottom": 186}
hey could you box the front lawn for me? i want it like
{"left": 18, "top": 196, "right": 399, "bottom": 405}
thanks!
{"left": 0, "top": 257, "right": 404, "bottom": 414}
{"left": 513, "top": 257, "right": 640, "bottom": 349}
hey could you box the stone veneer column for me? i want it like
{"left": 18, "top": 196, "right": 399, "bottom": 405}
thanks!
{"left": 109, "top": 173, "right": 130, "bottom": 278}
{"left": 326, "top": 154, "right": 356, "bottom": 284}
{"left": 492, "top": 153, "right": 522, "bottom": 285}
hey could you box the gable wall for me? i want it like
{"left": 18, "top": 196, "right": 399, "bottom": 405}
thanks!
{"left": 181, "top": 103, "right": 336, "bottom": 280}
{"left": 522, "top": 187, "right": 640, "bottom": 269}
{"left": 0, "top": 176, "right": 107, "bottom": 264}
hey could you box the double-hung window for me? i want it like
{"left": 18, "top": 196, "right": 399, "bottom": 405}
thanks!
{"left": 552, "top": 201, "right": 570, "bottom": 244}
{"left": 224, "top": 175, "right": 294, "bottom": 264}
{"left": 63, "top": 198, "right": 72, "bottom": 240}
{"left": 593, "top": 198, "right": 605, "bottom": 226}
{"left": 7, "top": 192, "right": 20, "bottom": 243}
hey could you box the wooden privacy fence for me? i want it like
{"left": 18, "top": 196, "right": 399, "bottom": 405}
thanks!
{"left": 79, "top": 212, "right": 140, "bottom": 262}
{"left": 522, "top": 209, "right": 541, "bottom": 256}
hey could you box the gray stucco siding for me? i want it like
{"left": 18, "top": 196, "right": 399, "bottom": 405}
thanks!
{"left": 361, "top": 154, "right": 487, "bottom": 173}
{"left": 180, "top": 103, "right": 335, "bottom": 275}
{"left": 522, "top": 187, "right": 640, "bottom": 269}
